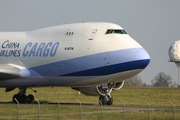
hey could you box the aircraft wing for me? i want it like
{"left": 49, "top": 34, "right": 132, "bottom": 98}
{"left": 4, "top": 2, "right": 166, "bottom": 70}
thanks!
{"left": 0, "top": 64, "right": 20, "bottom": 80}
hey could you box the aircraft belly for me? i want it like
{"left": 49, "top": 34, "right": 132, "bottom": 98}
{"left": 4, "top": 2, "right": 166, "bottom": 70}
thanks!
{"left": 0, "top": 68, "right": 143, "bottom": 88}
{"left": 0, "top": 76, "right": 45, "bottom": 87}
{"left": 44, "top": 69, "right": 143, "bottom": 86}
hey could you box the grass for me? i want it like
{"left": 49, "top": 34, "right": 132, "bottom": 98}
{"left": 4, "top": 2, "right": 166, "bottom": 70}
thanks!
{"left": 0, "top": 87, "right": 180, "bottom": 119}
{"left": 112, "top": 87, "right": 180, "bottom": 107}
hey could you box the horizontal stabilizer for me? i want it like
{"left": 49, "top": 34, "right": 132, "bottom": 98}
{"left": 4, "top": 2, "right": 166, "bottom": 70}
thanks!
{"left": 0, "top": 64, "right": 20, "bottom": 80}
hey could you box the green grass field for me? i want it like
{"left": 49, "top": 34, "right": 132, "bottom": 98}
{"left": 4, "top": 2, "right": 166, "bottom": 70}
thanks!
{"left": 0, "top": 87, "right": 180, "bottom": 119}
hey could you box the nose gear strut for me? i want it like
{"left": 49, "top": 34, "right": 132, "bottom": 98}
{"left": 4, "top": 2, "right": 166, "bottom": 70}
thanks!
{"left": 98, "top": 83, "right": 113, "bottom": 105}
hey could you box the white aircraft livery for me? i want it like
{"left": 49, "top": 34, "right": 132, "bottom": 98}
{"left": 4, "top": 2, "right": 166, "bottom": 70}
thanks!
{"left": 0, "top": 22, "right": 150, "bottom": 105}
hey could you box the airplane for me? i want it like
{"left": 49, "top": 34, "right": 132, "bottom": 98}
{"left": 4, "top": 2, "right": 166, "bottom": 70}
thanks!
{"left": 0, "top": 22, "right": 150, "bottom": 105}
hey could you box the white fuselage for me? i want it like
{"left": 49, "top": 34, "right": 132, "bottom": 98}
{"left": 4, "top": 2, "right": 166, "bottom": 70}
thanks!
{"left": 0, "top": 22, "right": 150, "bottom": 87}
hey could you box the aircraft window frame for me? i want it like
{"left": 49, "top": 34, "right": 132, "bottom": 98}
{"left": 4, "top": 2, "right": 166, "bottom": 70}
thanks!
{"left": 66, "top": 32, "right": 74, "bottom": 36}
{"left": 122, "top": 30, "right": 127, "bottom": 34}
{"left": 114, "top": 30, "right": 124, "bottom": 34}
{"left": 105, "top": 29, "right": 127, "bottom": 35}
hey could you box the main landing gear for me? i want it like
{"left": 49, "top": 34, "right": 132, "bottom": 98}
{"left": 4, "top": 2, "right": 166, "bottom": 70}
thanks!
{"left": 99, "top": 94, "right": 113, "bottom": 105}
{"left": 13, "top": 88, "right": 35, "bottom": 103}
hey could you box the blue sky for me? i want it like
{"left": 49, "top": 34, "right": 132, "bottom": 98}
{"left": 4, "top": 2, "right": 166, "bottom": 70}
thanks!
{"left": 1, "top": 1, "right": 180, "bottom": 84}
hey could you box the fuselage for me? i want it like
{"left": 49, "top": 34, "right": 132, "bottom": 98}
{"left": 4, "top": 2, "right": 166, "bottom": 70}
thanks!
{"left": 0, "top": 22, "right": 150, "bottom": 87}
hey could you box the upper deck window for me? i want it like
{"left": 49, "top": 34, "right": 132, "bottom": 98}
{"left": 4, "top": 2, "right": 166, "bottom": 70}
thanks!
{"left": 105, "top": 29, "right": 127, "bottom": 34}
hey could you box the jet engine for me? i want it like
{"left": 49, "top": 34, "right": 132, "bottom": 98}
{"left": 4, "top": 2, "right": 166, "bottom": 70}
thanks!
{"left": 72, "top": 84, "right": 112, "bottom": 96}
{"left": 72, "top": 81, "right": 124, "bottom": 96}
{"left": 72, "top": 81, "right": 124, "bottom": 105}
{"left": 112, "top": 81, "right": 124, "bottom": 90}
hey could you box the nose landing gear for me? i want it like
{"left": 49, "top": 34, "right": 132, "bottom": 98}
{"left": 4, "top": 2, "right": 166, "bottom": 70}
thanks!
{"left": 98, "top": 83, "right": 114, "bottom": 105}
{"left": 99, "top": 95, "right": 113, "bottom": 105}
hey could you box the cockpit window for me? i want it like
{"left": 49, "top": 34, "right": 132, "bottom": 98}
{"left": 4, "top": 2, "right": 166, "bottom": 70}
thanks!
{"left": 105, "top": 29, "right": 127, "bottom": 34}
{"left": 122, "top": 30, "right": 127, "bottom": 34}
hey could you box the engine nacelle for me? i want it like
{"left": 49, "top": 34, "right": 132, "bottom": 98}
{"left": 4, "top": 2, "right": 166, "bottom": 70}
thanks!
{"left": 112, "top": 81, "right": 124, "bottom": 91}
{"left": 72, "top": 81, "right": 124, "bottom": 96}
{"left": 72, "top": 83, "right": 112, "bottom": 96}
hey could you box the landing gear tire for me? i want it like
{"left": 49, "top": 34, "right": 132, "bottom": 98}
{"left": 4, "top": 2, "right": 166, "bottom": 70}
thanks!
{"left": 13, "top": 94, "right": 19, "bottom": 103}
{"left": 98, "top": 95, "right": 113, "bottom": 105}
{"left": 99, "top": 95, "right": 107, "bottom": 105}
{"left": 13, "top": 94, "right": 34, "bottom": 103}
{"left": 13, "top": 94, "right": 27, "bottom": 103}
{"left": 19, "top": 95, "right": 28, "bottom": 103}
{"left": 106, "top": 96, "right": 113, "bottom": 105}
{"left": 12, "top": 88, "right": 35, "bottom": 104}
{"left": 27, "top": 94, "right": 34, "bottom": 103}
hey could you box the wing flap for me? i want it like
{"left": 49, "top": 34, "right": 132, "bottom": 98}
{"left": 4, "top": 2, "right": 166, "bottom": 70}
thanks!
{"left": 0, "top": 64, "right": 20, "bottom": 80}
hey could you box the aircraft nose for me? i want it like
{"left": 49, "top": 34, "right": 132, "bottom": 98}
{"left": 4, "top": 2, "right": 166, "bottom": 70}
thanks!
{"left": 134, "top": 48, "right": 150, "bottom": 69}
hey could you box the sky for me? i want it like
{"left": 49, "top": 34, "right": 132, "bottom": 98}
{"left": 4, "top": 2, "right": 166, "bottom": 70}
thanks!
{"left": 1, "top": 1, "right": 180, "bottom": 85}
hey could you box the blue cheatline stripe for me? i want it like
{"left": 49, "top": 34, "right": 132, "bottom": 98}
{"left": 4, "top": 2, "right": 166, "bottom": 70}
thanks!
{"left": 30, "top": 48, "right": 150, "bottom": 76}
{"left": 61, "top": 59, "right": 150, "bottom": 76}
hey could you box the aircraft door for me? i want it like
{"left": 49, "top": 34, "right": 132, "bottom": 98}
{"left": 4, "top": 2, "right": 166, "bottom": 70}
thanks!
{"left": 87, "top": 28, "right": 112, "bottom": 74}
{"left": 89, "top": 29, "right": 98, "bottom": 40}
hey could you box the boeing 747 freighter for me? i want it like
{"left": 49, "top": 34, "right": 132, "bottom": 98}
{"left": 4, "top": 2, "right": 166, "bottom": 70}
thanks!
{"left": 0, "top": 22, "right": 150, "bottom": 105}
